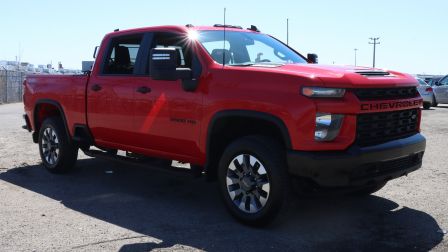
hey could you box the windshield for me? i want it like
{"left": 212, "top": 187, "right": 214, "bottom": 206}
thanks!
{"left": 416, "top": 78, "right": 427, "bottom": 86}
{"left": 197, "top": 30, "right": 307, "bottom": 66}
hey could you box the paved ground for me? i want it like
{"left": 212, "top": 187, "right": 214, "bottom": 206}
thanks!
{"left": 0, "top": 102, "right": 447, "bottom": 251}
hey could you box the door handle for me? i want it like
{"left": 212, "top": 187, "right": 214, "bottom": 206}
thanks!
{"left": 136, "top": 86, "right": 151, "bottom": 94}
{"left": 91, "top": 84, "right": 102, "bottom": 92}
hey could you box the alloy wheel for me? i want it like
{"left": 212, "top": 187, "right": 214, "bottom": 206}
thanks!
{"left": 226, "top": 154, "right": 270, "bottom": 213}
{"left": 41, "top": 127, "right": 60, "bottom": 165}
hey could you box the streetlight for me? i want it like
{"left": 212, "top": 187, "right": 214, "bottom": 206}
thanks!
{"left": 369, "top": 37, "right": 380, "bottom": 68}
{"left": 354, "top": 48, "right": 358, "bottom": 67}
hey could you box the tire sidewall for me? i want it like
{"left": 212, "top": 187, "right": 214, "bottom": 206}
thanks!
{"left": 38, "top": 117, "right": 75, "bottom": 172}
{"left": 218, "top": 137, "right": 288, "bottom": 224}
{"left": 432, "top": 95, "right": 438, "bottom": 107}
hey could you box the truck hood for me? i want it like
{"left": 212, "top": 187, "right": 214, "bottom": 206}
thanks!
{"left": 276, "top": 64, "right": 417, "bottom": 88}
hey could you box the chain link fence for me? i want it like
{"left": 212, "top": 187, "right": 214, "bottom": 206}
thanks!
{"left": 0, "top": 70, "right": 26, "bottom": 104}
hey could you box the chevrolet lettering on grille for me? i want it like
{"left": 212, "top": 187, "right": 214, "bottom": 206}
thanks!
{"left": 360, "top": 100, "right": 422, "bottom": 111}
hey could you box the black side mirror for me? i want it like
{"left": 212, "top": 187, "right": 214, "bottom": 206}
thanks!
{"left": 149, "top": 47, "right": 199, "bottom": 92}
{"left": 307, "top": 53, "right": 318, "bottom": 64}
{"left": 150, "top": 48, "right": 178, "bottom": 81}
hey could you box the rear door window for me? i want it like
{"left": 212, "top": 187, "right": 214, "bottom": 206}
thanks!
{"left": 103, "top": 35, "right": 143, "bottom": 75}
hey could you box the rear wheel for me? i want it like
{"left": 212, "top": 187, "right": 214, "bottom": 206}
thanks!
{"left": 432, "top": 95, "right": 438, "bottom": 107}
{"left": 218, "top": 136, "right": 290, "bottom": 226}
{"left": 423, "top": 102, "right": 431, "bottom": 110}
{"left": 38, "top": 117, "right": 78, "bottom": 173}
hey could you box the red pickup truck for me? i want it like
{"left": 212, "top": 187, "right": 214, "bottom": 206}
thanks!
{"left": 23, "top": 24, "right": 426, "bottom": 225}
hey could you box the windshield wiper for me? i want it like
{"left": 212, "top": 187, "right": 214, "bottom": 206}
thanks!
{"left": 228, "top": 62, "right": 255, "bottom": 66}
{"left": 229, "top": 62, "right": 285, "bottom": 67}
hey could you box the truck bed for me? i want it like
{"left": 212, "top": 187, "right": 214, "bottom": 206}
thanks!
{"left": 24, "top": 74, "right": 89, "bottom": 136}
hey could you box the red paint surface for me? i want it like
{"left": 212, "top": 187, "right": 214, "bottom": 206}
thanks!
{"left": 23, "top": 25, "right": 423, "bottom": 165}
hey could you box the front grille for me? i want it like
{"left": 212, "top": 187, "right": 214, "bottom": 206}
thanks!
{"left": 351, "top": 152, "right": 423, "bottom": 180}
{"left": 356, "top": 109, "right": 419, "bottom": 146}
{"left": 354, "top": 87, "right": 418, "bottom": 101}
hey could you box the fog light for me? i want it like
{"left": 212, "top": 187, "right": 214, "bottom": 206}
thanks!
{"left": 315, "top": 113, "right": 344, "bottom": 141}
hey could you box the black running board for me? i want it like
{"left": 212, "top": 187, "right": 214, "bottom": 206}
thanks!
{"left": 82, "top": 149, "right": 199, "bottom": 177}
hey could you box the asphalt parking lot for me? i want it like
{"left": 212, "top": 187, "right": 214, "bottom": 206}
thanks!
{"left": 0, "top": 102, "right": 447, "bottom": 251}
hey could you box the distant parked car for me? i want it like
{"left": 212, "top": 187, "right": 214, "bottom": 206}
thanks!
{"left": 428, "top": 77, "right": 442, "bottom": 87}
{"left": 432, "top": 75, "right": 448, "bottom": 106}
{"left": 416, "top": 78, "right": 435, "bottom": 109}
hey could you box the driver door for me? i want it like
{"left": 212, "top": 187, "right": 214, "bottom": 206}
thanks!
{"left": 132, "top": 32, "right": 204, "bottom": 161}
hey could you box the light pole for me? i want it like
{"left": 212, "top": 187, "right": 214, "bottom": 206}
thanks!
{"left": 354, "top": 48, "right": 358, "bottom": 66}
{"left": 1, "top": 65, "right": 7, "bottom": 103}
{"left": 369, "top": 37, "right": 380, "bottom": 68}
{"left": 286, "top": 18, "right": 289, "bottom": 45}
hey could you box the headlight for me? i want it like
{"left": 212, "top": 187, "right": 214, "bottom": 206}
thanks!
{"left": 315, "top": 113, "right": 344, "bottom": 141}
{"left": 302, "top": 87, "right": 346, "bottom": 98}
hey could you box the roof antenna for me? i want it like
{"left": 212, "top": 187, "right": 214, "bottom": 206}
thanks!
{"left": 222, "top": 7, "right": 226, "bottom": 68}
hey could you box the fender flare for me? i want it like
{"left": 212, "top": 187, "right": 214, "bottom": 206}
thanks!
{"left": 205, "top": 109, "right": 292, "bottom": 168}
{"left": 34, "top": 99, "right": 71, "bottom": 141}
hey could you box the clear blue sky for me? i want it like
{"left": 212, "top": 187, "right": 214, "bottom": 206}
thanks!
{"left": 1, "top": 0, "right": 446, "bottom": 74}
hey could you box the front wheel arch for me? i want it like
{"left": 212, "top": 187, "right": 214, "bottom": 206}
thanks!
{"left": 204, "top": 110, "right": 292, "bottom": 180}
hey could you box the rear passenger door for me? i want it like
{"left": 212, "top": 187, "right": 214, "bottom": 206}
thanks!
{"left": 87, "top": 33, "right": 153, "bottom": 149}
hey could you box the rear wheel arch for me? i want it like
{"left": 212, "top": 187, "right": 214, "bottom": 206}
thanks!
{"left": 204, "top": 110, "right": 292, "bottom": 180}
{"left": 33, "top": 99, "right": 71, "bottom": 141}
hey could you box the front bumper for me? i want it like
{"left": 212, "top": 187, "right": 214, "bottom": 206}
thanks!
{"left": 287, "top": 134, "right": 426, "bottom": 187}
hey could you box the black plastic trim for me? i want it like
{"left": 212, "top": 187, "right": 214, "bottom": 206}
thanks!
{"left": 34, "top": 99, "right": 71, "bottom": 143}
{"left": 22, "top": 114, "right": 32, "bottom": 132}
{"left": 73, "top": 124, "right": 94, "bottom": 147}
{"left": 287, "top": 133, "right": 426, "bottom": 187}
{"left": 205, "top": 110, "right": 292, "bottom": 170}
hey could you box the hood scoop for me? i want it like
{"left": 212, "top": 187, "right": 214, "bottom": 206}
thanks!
{"left": 355, "top": 70, "right": 391, "bottom": 77}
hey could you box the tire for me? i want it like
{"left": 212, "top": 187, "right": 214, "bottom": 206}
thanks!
{"left": 423, "top": 102, "right": 431, "bottom": 110}
{"left": 38, "top": 117, "right": 78, "bottom": 173}
{"left": 217, "top": 136, "right": 290, "bottom": 226}
{"left": 432, "top": 95, "right": 438, "bottom": 107}
{"left": 348, "top": 182, "right": 387, "bottom": 196}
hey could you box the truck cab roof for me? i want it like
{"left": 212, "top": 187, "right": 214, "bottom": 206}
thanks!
{"left": 106, "top": 25, "right": 259, "bottom": 37}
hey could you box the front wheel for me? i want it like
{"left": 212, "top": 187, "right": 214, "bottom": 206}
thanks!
{"left": 218, "top": 136, "right": 290, "bottom": 226}
{"left": 38, "top": 117, "right": 78, "bottom": 173}
{"left": 423, "top": 102, "right": 431, "bottom": 110}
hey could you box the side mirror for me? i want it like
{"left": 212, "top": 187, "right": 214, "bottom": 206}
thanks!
{"left": 150, "top": 48, "right": 179, "bottom": 81}
{"left": 150, "top": 47, "right": 199, "bottom": 92}
{"left": 307, "top": 53, "right": 318, "bottom": 64}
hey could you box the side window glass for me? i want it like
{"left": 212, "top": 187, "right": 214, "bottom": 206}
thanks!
{"left": 441, "top": 77, "right": 448, "bottom": 86}
{"left": 156, "top": 45, "right": 186, "bottom": 66}
{"left": 103, "top": 35, "right": 143, "bottom": 75}
{"left": 151, "top": 32, "right": 193, "bottom": 69}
